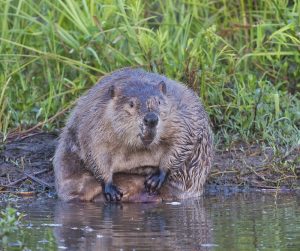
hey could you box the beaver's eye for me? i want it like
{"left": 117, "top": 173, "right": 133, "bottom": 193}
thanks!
{"left": 129, "top": 101, "right": 134, "bottom": 108}
{"left": 158, "top": 100, "right": 161, "bottom": 105}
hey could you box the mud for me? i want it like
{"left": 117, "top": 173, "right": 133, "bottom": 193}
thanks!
{"left": 0, "top": 131, "right": 57, "bottom": 197}
{"left": 0, "top": 131, "right": 299, "bottom": 200}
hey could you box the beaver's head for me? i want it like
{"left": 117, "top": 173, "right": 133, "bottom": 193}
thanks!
{"left": 107, "top": 80, "right": 168, "bottom": 148}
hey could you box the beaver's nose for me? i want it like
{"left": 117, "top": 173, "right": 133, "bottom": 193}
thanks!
{"left": 143, "top": 112, "right": 159, "bottom": 128}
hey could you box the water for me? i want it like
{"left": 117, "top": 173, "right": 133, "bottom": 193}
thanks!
{"left": 1, "top": 193, "right": 299, "bottom": 251}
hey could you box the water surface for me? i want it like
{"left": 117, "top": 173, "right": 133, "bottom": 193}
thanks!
{"left": 1, "top": 193, "right": 299, "bottom": 250}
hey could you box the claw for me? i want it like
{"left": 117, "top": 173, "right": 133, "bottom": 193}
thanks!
{"left": 145, "top": 170, "right": 167, "bottom": 193}
{"left": 104, "top": 182, "right": 123, "bottom": 202}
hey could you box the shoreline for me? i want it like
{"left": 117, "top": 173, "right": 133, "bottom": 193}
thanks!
{"left": 0, "top": 131, "right": 299, "bottom": 201}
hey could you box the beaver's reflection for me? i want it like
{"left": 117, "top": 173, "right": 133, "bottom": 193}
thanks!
{"left": 54, "top": 200, "right": 212, "bottom": 251}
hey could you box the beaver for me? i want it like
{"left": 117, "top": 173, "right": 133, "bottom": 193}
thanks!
{"left": 53, "top": 68, "right": 213, "bottom": 202}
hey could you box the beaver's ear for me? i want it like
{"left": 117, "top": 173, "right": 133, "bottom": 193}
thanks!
{"left": 158, "top": 81, "right": 166, "bottom": 95}
{"left": 108, "top": 85, "right": 120, "bottom": 98}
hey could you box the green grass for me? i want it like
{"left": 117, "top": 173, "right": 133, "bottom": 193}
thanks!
{"left": 0, "top": 0, "right": 299, "bottom": 150}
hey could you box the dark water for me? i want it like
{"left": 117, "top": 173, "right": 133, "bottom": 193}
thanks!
{"left": 1, "top": 193, "right": 299, "bottom": 251}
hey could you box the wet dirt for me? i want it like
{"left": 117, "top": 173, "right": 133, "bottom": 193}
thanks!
{"left": 0, "top": 131, "right": 299, "bottom": 200}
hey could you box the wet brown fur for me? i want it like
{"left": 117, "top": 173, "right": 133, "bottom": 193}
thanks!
{"left": 53, "top": 68, "right": 213, "bottom": 202}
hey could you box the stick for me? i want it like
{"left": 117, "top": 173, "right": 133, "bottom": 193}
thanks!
{"left": 7, "top": 168, "right": 51, "bottom": 186}
{"left": 23, "top": 172, "right": 54, "bottom": 188}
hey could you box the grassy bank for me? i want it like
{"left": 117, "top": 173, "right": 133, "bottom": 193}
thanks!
{"left": 0, "top": 0, "right": 299, "bottom": 150}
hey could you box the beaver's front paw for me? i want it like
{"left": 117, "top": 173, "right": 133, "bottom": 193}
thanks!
{"left": 145, "top": 170, "right": 167, "bottom": 193}
{"left": 104, "top": 182, "right": 123, "bottom": 202}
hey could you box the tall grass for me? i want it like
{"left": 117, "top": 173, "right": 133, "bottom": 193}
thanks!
{"left": 0, "top": 0, "right": 299, "bottom": 149}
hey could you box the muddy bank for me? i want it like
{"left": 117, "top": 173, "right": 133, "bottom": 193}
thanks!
{"left": 0, "top": 131, "right": 299, "bottom": 199}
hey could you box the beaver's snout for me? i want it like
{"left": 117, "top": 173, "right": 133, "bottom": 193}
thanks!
{"left": 140, "top": 112, "right": 159, "bottom": 146}
{"left": 143, "top": 112, "right": 159, "bottom": 128}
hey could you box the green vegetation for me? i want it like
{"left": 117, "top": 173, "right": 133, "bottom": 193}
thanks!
{"left": 0, "top": 206, "right": 57, "bottom": 250}
{"left": 0, "top": 0, "right": 299, "bottom": 149}
{"left": 0, "top": 206, "right": 23, "bottom": 246}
